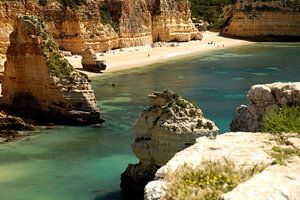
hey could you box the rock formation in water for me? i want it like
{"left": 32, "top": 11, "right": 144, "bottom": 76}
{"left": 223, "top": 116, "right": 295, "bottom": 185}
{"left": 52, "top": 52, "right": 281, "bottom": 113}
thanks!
{"left": 0, "top": 0, "right": 201, "bottom": 55}
{"left": 120, "top": 90, "right": 219, "bottom": 197}
{"left": 0, "top": 111, "right": 35, "bottom": 143}
{"left": 222, "top": 0, "right": 300, "bottom": 41}
{"left": 1, "top": 16, "right": 102, "bottom": 124}
{"left": 230, "top": 82, "right": 300, "bottom": 132}
{"left": 145, "top": 132, "right": 300, "bottom": 199}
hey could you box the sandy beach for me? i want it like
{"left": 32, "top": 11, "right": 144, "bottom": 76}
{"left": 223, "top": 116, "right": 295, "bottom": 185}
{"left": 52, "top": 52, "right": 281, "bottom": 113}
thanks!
{"left": 66, "top": 32, "right": 253, "bottom": 78}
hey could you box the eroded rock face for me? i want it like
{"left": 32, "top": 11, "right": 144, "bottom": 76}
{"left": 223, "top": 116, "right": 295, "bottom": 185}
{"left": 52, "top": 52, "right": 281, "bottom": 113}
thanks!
{"left": 1, "top": 16, "right": 102, "bottom": 124}
{"left": 121, "top": 90, "right": 218, "bottom": 197}
{"left": 230, "top": 82, "right": 300, "bottom": 132}
{"left": 81, "top": 47, "right": 106, "bottom": 72}
{"left": 222, "top": 0, "right": 300, "bottom": 41}
{"left": 0, "top": 0, "right": 201, "bottom": 54}
{"left": 144, "top": 132, "right": 300, "bottom": 200}
{"left": 151, "top": 0, "right": 202, "bottom": 42}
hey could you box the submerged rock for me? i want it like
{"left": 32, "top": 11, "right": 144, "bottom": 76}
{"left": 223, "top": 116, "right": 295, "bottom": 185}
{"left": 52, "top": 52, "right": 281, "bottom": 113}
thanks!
{"left": 230, "top": 82, "right": 300, "bottom": 132}
{"left": 1, "top": 16, "right": 102, "bottom": 124}
{"left": 121, "top": 90, "right": 218, "bottom": 197}
{"left": 0, "top": 111, "right": 35, "bottom": 142}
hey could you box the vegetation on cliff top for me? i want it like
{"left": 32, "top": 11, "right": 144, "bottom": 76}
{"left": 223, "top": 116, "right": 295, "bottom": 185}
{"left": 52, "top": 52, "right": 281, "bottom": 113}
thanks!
{"left": 165, "top": 159, "right": 265, "bottom": 200}
{"left": 189, "top": 0, "right": 236, "bottom": 30}
{"left": 22, "top": 16, "right": 74, "bottom": 80}
{"left": 99, "top": 6, "right": 119, "bottom": 32}
{"left": 262, "top": 105, "right": 300, "bottom": 134}
{"left": 262, "top": 105, "right": 300, "bottom": 165}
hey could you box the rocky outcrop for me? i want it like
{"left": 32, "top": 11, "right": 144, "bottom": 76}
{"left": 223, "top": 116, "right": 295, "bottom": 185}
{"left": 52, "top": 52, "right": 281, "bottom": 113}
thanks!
{"left": 230, "top": 82, "right": 300, "bottom": 132}
{"left": 44, "top": 1, "right": 120, "bottom": 54}
{"left": 1, "top": 16, "right": 102, "bottom": 124}
{"left": 144, "top": 132, "right": 300, "bottom": 199}
{"left": 151, "top": 0, "right": 202, "bottom": 42}
{"left": 222, "top": 0, "right": 300, "bottom": 41}
{"left": 0, "top": 111, "right": 35, "bottom": 143}
{"left": 121, "top": 90, "right": 218, "bottom": 197}
{"left": 0, "top": 0, "right": 201, "bottom": 54}
{"left": 81, "top": 47, "right": 106, "bottom": 72}
{"left": 223, "top": 158, "right": 300, "bottom": 200}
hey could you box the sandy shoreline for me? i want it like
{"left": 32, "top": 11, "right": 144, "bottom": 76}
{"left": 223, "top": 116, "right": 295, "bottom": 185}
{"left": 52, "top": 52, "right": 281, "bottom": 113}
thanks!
{"left": 0, "top": 32, "right": 253, "bottom": 78}
{"left": 66, "top": 32, "right": 253, "bottom": 78}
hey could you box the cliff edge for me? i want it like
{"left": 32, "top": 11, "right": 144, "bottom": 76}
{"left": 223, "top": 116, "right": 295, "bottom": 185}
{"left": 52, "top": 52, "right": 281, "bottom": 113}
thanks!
{"left": 0, "top": 0, "right": 201, "bottom": 54}
{"left": 222, "top": 0, "right": 300, "bottom": 41}
{"left": 1, "top": 16, "right": 102, "bottom": 124}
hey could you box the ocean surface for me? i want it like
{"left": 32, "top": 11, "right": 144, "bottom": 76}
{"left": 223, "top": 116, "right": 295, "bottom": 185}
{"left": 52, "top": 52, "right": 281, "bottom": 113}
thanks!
{"left": 0, "top": 43, "right": 299, "bottom": 200}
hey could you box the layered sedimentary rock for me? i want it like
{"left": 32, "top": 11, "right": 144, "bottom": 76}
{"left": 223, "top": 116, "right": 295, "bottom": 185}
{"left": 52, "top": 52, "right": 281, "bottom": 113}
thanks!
{"left": 0, "top": 0, "right": 201, "bottom": 54}
{"left": 222, "top": 0, "right": 300, "bottom": 41}
{"left": 44, "top": 1, "right": 120, "bottom": 53}
{"left": 1, "top": 16, "right": 101, "bottom": 124}
{"left": 230, "top": 82, "right": 300, "bottom": 132}
{"left": 151, "top": 0, "right": 202, "bottom": 42}
{"left": 121, "top": 90, "right": 218, "bottom": 197}
{"left": 145, "top": 132, "right": 300, "bottom": 199}
{"left": 107, "top": 0, "right": 153, "bottom": 48}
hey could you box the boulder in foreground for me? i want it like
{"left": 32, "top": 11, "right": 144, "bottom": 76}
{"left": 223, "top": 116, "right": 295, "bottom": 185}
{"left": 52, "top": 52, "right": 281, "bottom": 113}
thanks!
{"left": 121, "top": 90, "right": 218, "bottom": 197}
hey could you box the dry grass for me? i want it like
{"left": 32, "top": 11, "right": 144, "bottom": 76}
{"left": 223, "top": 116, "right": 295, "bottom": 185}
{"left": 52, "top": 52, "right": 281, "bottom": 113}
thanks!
{"left": 164, "top": 159, "right": 265, "bottom": 200}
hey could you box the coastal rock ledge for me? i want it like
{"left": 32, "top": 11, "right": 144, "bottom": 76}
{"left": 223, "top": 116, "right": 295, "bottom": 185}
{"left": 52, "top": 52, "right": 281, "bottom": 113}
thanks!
{"left": 230, "top": 82, "right": 300, "bottom": 132}
{"left": 145, "top": 132, "right": 300, "bottom": 200}
{"left": 121, "top": 90, "right": 218, "bottom": 197}
{"left": 1, "top": 16, "right": 102, "bottom": 124}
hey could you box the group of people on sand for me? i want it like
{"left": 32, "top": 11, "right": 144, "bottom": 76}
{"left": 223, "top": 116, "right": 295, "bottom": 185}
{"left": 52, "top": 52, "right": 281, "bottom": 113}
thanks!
{"left": 208, "top": 41, "right": 225, "bottom": 48}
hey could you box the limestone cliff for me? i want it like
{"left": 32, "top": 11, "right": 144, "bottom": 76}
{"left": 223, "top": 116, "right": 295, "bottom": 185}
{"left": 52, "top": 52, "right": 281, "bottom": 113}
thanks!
{"left": 222, "top": 0, "right": 300, "bottom": 41}
{"left": 0, "top": 0, "right": 201, "bottom": 54}
{"left": 230, "top": 82, "right": 300, "bottom": 132}
{"left": 1, "top": 16, "right": 102, "bottom": 124}
{"left": 145, "top": 132, "right": 300, "bottom": 199}
{"left": 151, "top": 0, "right": 202, "bottom": 42}
{"left": 120, "top": 90, "right": 218, "bottom": 197}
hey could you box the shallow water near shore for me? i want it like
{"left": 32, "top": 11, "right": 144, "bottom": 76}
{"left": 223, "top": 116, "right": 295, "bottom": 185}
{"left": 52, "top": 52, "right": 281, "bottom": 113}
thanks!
{"left": 0, "top": 43, "right": 299, "bottom": 200}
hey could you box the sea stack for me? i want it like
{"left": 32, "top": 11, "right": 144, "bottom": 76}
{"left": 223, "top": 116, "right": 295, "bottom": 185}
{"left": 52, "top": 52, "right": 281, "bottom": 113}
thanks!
{"left": 121, "top": 90, "right": 219, "bottom": 197}
{"left": 1, "top": 16, "right": 102, "bottom": 124}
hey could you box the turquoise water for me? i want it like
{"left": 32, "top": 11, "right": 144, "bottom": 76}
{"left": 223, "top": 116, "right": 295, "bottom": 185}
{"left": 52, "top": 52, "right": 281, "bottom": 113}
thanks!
{"left": 0, "top": 43, "right": 299, "bottom": 200}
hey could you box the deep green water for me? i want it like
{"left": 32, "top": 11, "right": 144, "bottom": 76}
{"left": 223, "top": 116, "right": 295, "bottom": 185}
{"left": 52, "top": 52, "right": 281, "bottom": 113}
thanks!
{"left": 0, "top": 43, "right": 299, "bottom": 200}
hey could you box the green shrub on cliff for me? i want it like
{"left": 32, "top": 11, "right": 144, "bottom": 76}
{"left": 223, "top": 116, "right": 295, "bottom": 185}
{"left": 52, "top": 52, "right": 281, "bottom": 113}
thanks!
{"left": 99, "top": 6, "right": 119, "bottom": 32}
{"left": 48, "top": 53, "right": 73, "bottom": 79}
{"left": 165, "top": 159, "right": 265, "bottom": 200}
{"left": 270, "top": 146, "right": 300, "bottom": 165}
{"left": 189, "top": 0, "right": 236, "bottom": 30}
{"left": 262, "top": 105, "right": 300, "bottom": 134}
